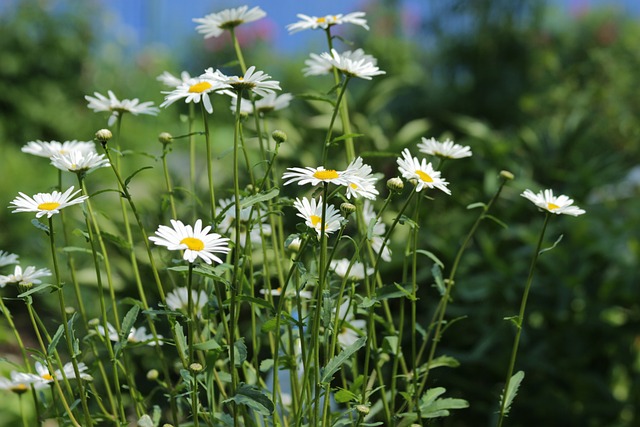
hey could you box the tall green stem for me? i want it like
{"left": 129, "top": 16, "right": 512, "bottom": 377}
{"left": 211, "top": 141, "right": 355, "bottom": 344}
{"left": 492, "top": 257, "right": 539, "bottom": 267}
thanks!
{"left": 201, "top": 103, "right": 217, "bottom": 222}
{"left": 497, "top": 213, "right": 551, "bottom": 426}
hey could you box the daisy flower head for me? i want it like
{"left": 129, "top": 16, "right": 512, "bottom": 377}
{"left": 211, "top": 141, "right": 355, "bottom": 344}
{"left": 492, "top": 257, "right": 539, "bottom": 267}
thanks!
{"left": 396, "top": 149, "right": 451, "bottom": 194}
{"left": 0, "top": 371, "right": 48, "bottom": 393}
{"left": 286, "top": 11, "right": 369, "bottom": 34}
{"left": 85, "top": 90, "right": 159, "bottom": 126}
{"left": 224, "top": 66, "right": 281, "bottom": 97}
{"left": 363, "top": 200, "right": 392, "bottom": 262}
{"left": 230, "top": 93, "right": 293, "bottom": 115}
{"left": 50, "top": 150, "right": 110, "bottom": 175}
{"left": 165, "top": 286, "right": 208, "bottom": 317}
{"left": 149, "top": 219, "right": 230, "bottom": 264}
{"left": 21, "top": 140, "right": 96, "bottom": 159}
{"left": 0, "top": 250, "right": 19, "bottom": 268}
{"left": 293, "top": 197, "right": 343, "bottom": 238}
{"left": 0, "top": 265, "right": 51, "bottom": 288}
{"left": 302, "top": 53, "right": 333, "bottom": 77}
{"left": 35, "top": 361, "right": 92, "bottom": 382}
{"left": 283, "top": 165, "right": 347, "bottom": 187}
{"left": 157, "top": 70, "right": 193, "bottom": 88}
{"left": 217, "top": 198, "right": 271, "bottom": 248}
{"left": 330, "top": 259, "right": 374, "bottom": 281}
{"left": 521, "top": 189, "right": 586, "bottom": 216}
{"left": 336, "top": 301, "right": 366, "bottom": 348}
{"left": 259, "top": 285, "right": 313, "bottom": 299}
{"left": 341, "top": 156, "right": 379, "bottom": 200}
{"left": 97, "top": 322, "right": 163, "bottom": 346}
{"left": 194, "top": 5, "right": 266, "bottom": 38}
{"left": 160, "top": 73, "right": 231, "bottom": 114}
{"left": 320, "top": 49, "right": 385, "bottom": 80}
{"left": 9, "top": 186, "right": 88, "bottom": 219}
{"left": 418, "top": 137, "right": 473, "bottom": 159}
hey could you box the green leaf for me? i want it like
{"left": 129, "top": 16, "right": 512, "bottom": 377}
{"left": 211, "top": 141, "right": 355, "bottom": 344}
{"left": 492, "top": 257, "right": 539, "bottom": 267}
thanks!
{"left": 375, "top": 282, "right": 413, "bottom": 301}
{"left": 466, "top": 202, "right": 487, "bottom": 210}
{"left": 233, "top": 338, "right": 247, "bottom": 366}
{"left": 539, "top": 234, "right": 563, "bottom": 255}
{"left": 499, "top": 370, "right": 525, "bottom": 417}
{"left": 331, "top": 133, "right": 364, "bottom": 143}
{"left": 427, "top": 355, "right": 460, "bottom": 370}
{"left": 239, "top": 188, "right": 280, "bottom": 210}
{"left": 296, "top": 92, "right": 336, "bottom": 106}
{"left": 193, "top": 338, "right": 221, "bottom": 352}
{"left": 259, "top": 359, "right": 273, "bottom": 372}
{"left": 432, "top": 263, "right": 445, "bottom": 295}
{"left": 100, "top": 231, "right": 132, "bottom": 251}
{"left": 419, "top": 387, "right": 469, "bottom": 418}
{"left": 335, "top": 388, "right": 358, "bottom": 403}
{"left": 224, "top": 383, "right": 274, "bottom": 415}
{"left": 124, "top": 166, "right": 153, "bottom": 188}
{"left": 173, "top": 322, "right": 187, "bottom": 362}
{"left": 321, "top": 335, "right": 367, "bottom": 384}
{"left": 233, "top": 295, "right": 274, "bottom": 312}
{"left": 115, "top": 305, "right": 140, "bottom": 357}
{"left": 382, "top": 336, "right": 399, "bottom": 355}
{"left": 31, "top": 219, "right": 50, "bottom": 235}
{"left": 415, "top": 249, "right": 445, "bottom": 269}
{"left": 61, "top": 246, "right": 103, "bottom": 260}
{"left": 484, "top": 214, "right": 508, "bottom": 229}
{"left": 48, "top": 324, "right": 64, "bottom": 355}
{"left": 17, "top": 282, "right": 55, "bottom": 298}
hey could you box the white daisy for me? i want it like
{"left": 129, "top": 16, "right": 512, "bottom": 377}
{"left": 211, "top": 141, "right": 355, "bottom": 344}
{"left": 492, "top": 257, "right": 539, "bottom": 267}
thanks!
{"left": 286, "top": 12, "right": 369, "bottom": 34}
{"left": 216, "top": 198, "right": 271, "bottom": 248}
{"left": 97, "top": 322, "right": 163, "bottom": 346}
{"left": 230, "top": 93, "right": 293, "bottom": 115}
{"left": 0, "top": 265, "right": 51, "bottom": 288}
{"left": 85, "top": 90, "right": 159, "bottom": 126}
{"left": 259, "top": 286, "right": 313, "bottom": 299}
{"left": 302, "top": 53, "right": 333, "bottom": 77}
{"left": 160, "top": 74, "right": 231, "bottom": 114}
{"left": 157, "top": 70, "right": 193, "bottom": 88}
{"left": 320, "top": 49, "right": 385, "bottom": 80}
{"left": 341, "top": 157, "right": 379, "bottom": 200}
{"left": 282, "top": 165, "right": 347, "bottom": 187}
{"left": 363, "top": 200, "right": 392, "bottom": 262}
{"left": 330, "top": 259, "right": 373, "bottom": 281}
{"left": 223, "top": 66, "right": 281, "bottom": 97}
{"left": 336, "top": 301, "right": 366, "bottom": 348}
{"left": 35, "top": 361, "right": 92, "bottom": 382}
{"left": 165, "top": 286, "right": 208, "bottom": 317}
{"left": 293, "top": 197, "right": 343, "bottom": 238}
{"left": 396, "top": 149, "right": 451, "bottom": 194}
{"left": 21, "top": 140, "right": 96, "bottom": 159}
{"left": 50, "top": 150, "right": 110, "bottom": 174}
{"left": 521, "top": 189, "right": 586, "bottom": 216}
{"left": 0, "top": 250, "right": 19, "bottom": 267}
{"left": 149, "top": 219, "right": 230, "bottom": 265}
{"left": 417, "top": 137, "right": 472, "bottom": 159}
{"left": 0, "top": 371, "right": 48, "bottom": 393}
{"left": 194, "top": 5, "right": 266, "bottom": 38}
{"left": 9, "top": 186, "right": 89, "bottom": 219}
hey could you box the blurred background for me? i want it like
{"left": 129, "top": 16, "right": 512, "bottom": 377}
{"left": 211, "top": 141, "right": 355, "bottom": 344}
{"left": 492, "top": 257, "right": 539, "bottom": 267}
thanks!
{"left": 0, "top": 0, "right": 639, "bottom": 426}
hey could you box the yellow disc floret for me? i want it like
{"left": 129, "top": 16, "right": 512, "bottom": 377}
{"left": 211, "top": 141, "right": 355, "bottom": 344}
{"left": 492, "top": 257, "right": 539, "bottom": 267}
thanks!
{"left": 313, "top": 169, "right": 339, "bottom": 180}
{"left": 37, "top": 202, "right": 61, "bottom": 211}
{"left": 180, "top": 237, "right": 205, "bottom": 251}
{"left": 189, "top": 82, "right": 213, "bottom": 93}
{"left": 415, "top": 170, "right": 433, "bottom": 183}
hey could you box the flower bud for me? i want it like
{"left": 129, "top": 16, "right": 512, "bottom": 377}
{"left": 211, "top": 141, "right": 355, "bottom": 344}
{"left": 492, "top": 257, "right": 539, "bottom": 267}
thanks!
{"left": 387, "top": 177, "right": 404, "bottom": 194}
{"left": 88, "top": 318, "right": 101, "bottom": 328}
{"left": 190, "top": 363, "right": 203, "bottom": 372}
{"left": 500, "top": 170, "right": 515, "bottom": 181}
{"left": 287, "top": 237, "right": 302, "bottom": 252}
{"left": 340, "top": 202, "right": 356, "bottom": 217}
{"left": 272, "top": 130, "right": 287, "bottom": 144}
{"left": 158, "top": 132, "right": 173, "bottom": 145}
{"left": 95, "top": 129, "right": 112, "bottom": 147}
{"left": 146, "top": 369, "right": 159, "bottom": 381}
{"left": 18, "top": 282, "right": 33, "bottom": 294}
{"left": 355, "top": 404, "right": 370, "bottom": 415}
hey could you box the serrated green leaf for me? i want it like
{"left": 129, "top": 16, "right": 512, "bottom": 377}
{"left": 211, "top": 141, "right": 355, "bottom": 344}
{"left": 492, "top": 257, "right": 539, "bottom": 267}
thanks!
{"left": 115, "top": 305, "right": 140, "bottom": 357}
{"left": 334, "top": 388, "right": 358, "bottom": 403}
{"left": 224, "top": 383, "right": 274, "bottom": 415}
{"left": 193, "top": 338, "right": 221, "bottom": 352}
{"left": 239, "top": 187, "right": 280, "bottom": 210}
{"left": 173, "top": 322, "right": 187, "bottom": 362}
{"left": 321, "top": 335, "right": 366, "bottom": 384}
{"left": 259, "top": 359, "right": 273, "bottom": 372}
{"left": 48, "top": 324, "right": 64, "bottom": 355}
{"left": 499, "top": 370, "right": 525, "bottom": 417}
{"left": 419, "top": 387, "right": 469, "bottom": 419}
{"left": 233, "top": 338, "right": 247, "bottom": 366}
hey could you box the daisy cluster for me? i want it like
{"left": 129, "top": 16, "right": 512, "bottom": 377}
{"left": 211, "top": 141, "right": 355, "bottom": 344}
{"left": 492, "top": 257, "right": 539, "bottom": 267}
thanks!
{"left": 0, "top": 361, "right": 92, "bottom": 393}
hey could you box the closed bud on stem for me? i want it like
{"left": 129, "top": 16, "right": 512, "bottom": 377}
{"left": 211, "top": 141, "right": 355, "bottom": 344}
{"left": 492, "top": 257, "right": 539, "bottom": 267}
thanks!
{"left": 272, "top": 130, "right": 287, "bottom": 144}
{"left": 190, "top": 363, "right": 203, "bottom": 372}
{"left": 158, "top": 132, "right": 173, "bottom": 145}
{"left": 146, "top": 369, "right": 159, "bottom": 381}
{"left": 355, "top": 404, "right": 370, "bottom": 415}
{"left": 500, "top": 170, "right": 515, "bottom": 181}
{"left": 387, "top": 177, "right": 404, "bottom": 194}
{"left": 95, "top": 129, "right": 112, "bottom": 147}
{"left": 340, "top": 202, "right": 356, "bottom": 217}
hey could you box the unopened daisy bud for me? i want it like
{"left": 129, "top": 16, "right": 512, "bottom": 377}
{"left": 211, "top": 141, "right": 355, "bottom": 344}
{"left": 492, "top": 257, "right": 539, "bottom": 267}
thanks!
{"left": 500, "top": 170, "right": 515, "bottom": 181}
{"left": 158, "top": 132, "right": 173, "bottom": 145}
{"left": 65, "top": 306, "right": 75, "bottom": 315}
{"left": 272, "top": 130, "right": 287, "bottom": 144}
{"left": 355, "top": 404, "right": 370, "bottom": 415}
{"left": 340, "top": 202, "right": 356, "bottom": 217}
{"left": 95, "top": 128, "right": 112, "bottom": 147}
{"left": 146, "top": 369, "right": 159, "bottom": 381}
{"left": 162, "top": 424, "right": 175, "bottom": 427}
{"left": 190, "top": 362, "right": 203, "bottom": 372}
{"left": 287, "top": 237, "right": 302, "bottom": 252}
{"left": 387, "top": 177, "right": 404, "bottom": 194}
{"left": 88, "top": 318, "right": 101, "bottom": 328}
{"left": 18, "top": 282, "right": 33, "bottom": 294}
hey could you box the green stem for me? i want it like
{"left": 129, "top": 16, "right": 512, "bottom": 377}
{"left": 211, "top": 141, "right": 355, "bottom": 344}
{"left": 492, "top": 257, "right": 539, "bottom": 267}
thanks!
{"left": 201, "top": 102, "right": 217, "bottom": 222}
{"left": 161, "top": 142, "right": 178, "bottom": 219}
{"left": 497, "top": 213, "right": 551, "bottom": 427}
{"left": 322, "top": 75, "right": 351, "bottom": 165}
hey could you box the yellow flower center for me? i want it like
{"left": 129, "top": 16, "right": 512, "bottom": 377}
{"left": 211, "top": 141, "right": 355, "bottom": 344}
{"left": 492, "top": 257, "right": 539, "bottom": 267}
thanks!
{"left": 11, "top": 384, "right": 29, "bottom": 394}
{"left": 189, "top": 81, "right": 213, "bottom": 93}
{"left": 415, "top": 170, "right": 433, "bottom": 183}
{"left": 349, "top": 183, "right": 359, "bottom": 189}
{"left": 41, "top": 373, "right": 54, "bottom": 381}
{"left": 310, "top": 215, "right": 322, "bottom": 227}
{"left": 313, "top": 169, "right": 339, "bottom": 180}
{"left": 180, "top": 237, "right": 205, "bottom": 251}
{"left": 37, "top": 202, "right": 61, "bottom": 211}
{"left": 547, "top": 202, "right": 560, "bottom": 210}
{"left": 317, "top": 17, "right": 327, "bottom": 23}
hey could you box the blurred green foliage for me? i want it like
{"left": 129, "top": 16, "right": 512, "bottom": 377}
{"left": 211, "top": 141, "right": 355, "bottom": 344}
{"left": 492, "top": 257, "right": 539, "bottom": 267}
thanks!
{"left": 0, "top": 0, "right": 638, "bottom": 426}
